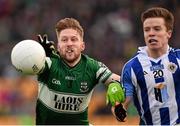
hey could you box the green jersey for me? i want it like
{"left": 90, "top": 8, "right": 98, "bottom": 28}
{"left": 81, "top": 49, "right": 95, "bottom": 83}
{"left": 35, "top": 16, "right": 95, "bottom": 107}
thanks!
{"left": 36, "top": 54, "right": 112, "bottom": 125}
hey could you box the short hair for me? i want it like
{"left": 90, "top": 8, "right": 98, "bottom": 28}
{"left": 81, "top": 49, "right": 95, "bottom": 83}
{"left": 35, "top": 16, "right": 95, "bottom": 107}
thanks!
{"left": 141, "top": 7, "right": 174, "bottom": 31}
{"left": 55, "top": 18, "right": 84, "bottom": 38}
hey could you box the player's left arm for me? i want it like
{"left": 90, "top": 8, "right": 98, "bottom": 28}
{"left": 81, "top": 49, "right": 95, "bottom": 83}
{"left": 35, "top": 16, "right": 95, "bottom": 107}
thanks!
{"left": 104, "top": 73, "right": 120, "bottom": 85}
{"left": 95, "top": 62, "right": 125, "bottom": 106}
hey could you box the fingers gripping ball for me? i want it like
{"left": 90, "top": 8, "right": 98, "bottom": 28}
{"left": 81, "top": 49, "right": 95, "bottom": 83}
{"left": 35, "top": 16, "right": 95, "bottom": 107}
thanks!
{"left": 106, "top": 82, "right": 125, "bottom": 106}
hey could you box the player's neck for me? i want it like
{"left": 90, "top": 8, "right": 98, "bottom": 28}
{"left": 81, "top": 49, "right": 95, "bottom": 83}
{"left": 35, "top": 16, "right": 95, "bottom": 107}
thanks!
{"left": 147, "top": 46, "right": 168, "bottom": 59}
{"left": 64, "top": 55, "right": 81, "bottom": 67}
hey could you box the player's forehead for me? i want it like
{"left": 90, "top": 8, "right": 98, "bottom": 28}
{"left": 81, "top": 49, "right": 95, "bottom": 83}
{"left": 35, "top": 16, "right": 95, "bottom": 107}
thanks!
{"left": 59, "top": 28, "right": 81, "bottom": 39}
{"left": 143, "top": 17, "right": 166, "bottom": 28}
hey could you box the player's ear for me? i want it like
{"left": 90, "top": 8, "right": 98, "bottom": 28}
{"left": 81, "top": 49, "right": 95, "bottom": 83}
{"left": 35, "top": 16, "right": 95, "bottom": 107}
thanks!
{"left": 81, "top": 41, "right": 85, "bottom": 51}
{"left": 167, "top": 30, "right": 172, "bottom": 39}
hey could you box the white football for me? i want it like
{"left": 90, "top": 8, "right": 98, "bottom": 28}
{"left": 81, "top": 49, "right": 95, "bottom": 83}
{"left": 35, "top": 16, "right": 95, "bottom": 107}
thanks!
{"left": 11, "top": 40, "right": 46, "bottom": 74}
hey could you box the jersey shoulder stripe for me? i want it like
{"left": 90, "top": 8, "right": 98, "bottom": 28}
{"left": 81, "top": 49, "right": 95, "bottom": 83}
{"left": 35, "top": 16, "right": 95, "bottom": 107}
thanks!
{"left": 84, "top": 54, "right": 112, "bottom": 83}
{"left": 169, "top": 48, "right": 180, "bottom": 59}
{"left": 121, "top": 52, "right": 139, "bottom": 79}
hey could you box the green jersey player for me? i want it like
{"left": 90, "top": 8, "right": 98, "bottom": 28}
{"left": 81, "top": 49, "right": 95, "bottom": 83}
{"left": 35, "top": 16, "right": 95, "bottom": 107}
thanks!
{"left": 36, "top": 18, "right": 125, "bottom": 125}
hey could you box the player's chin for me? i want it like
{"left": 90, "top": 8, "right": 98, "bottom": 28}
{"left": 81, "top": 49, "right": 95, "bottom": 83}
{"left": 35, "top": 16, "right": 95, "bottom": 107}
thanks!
{"left": 149, "top": 46, "right": 161, "bottom": 50}
{"left": 147, "top": 44, "right": 159, "bottom": 49}
{"left": 65, "top": 56, "right": 77, "bottom": 63}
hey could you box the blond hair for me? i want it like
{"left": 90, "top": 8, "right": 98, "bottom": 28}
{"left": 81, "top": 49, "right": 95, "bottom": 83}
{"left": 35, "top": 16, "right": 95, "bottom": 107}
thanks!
{"left": 55, "top": 18, "right": 84, "bottom": 38}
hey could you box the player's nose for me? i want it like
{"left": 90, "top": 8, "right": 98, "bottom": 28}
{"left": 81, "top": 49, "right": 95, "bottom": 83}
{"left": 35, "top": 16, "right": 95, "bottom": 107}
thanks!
{"left": 66, "top": 39, "right": 74, "bottom": 45}
{"left": 148, "top": 29, "right": 156, "bottom": 37}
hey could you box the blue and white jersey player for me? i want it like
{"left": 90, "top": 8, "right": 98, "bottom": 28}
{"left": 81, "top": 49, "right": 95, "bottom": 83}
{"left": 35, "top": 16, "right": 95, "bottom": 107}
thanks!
{"left": 120, "top": 7, "right": 180, "bottom": 125}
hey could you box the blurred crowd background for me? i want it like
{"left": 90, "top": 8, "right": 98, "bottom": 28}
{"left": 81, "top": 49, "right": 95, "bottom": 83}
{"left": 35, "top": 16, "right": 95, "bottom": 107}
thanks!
{"left": 0, "top": 0, "right": 179, "bottom": 125}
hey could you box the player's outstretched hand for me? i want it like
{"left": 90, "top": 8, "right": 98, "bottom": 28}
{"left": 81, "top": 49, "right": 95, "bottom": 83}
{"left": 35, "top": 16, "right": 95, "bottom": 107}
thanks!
{"left": 37, "top": 34, "right": 55, "bottom": 57}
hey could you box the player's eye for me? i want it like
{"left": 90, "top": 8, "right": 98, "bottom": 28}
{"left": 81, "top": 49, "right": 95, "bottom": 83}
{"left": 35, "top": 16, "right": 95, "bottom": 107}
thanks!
{"left": 61, "top": 38, "right": 68, "bottom": 42}
{"left": 71, "top": 37, "right": 78, "bottom": 42}
{"left": 154, "top": 27, "right": 161, "bottom": 31}
{"left": 144, "top": 28, "right": 150, "bottom": 32}
{"left": 153, "top": 26, "right": 162, "bottom": 31}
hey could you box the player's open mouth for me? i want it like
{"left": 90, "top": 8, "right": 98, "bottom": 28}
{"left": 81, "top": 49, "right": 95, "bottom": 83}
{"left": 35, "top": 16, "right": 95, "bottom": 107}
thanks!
{"left": 148, "top": 39, "right": 158, "bottom": 43}
{"left": 66, "top": 49, "right": 73, "bottom": 53}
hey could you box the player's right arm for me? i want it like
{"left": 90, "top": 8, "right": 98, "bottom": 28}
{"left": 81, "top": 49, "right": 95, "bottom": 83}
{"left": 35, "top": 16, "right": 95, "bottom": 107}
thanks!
{"left": 36, "top": 34, "right": 59, "bottom": 75}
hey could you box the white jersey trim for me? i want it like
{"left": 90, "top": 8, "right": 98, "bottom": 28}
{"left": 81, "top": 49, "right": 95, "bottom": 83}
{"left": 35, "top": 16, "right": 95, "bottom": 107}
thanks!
{"left": 45, "top": 57, "right": 52, "bottom": 69}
